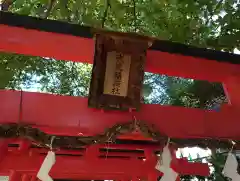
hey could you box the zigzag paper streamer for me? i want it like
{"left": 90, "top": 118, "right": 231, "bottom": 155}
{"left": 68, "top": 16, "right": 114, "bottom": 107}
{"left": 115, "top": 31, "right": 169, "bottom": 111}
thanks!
{"left": 155, "top": 145, "right": 178, "bottom": 181}
{"left": 222, "top": 152, "right": 240, "bottom": 181}
{"left": 37, "top": 151, "right": 56, "bottom": 181}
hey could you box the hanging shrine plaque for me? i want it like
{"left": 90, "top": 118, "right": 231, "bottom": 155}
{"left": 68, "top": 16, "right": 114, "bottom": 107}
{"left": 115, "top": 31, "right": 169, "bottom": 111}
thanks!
{"left": 88, "top": 30, "right": 153, "bottom": 111}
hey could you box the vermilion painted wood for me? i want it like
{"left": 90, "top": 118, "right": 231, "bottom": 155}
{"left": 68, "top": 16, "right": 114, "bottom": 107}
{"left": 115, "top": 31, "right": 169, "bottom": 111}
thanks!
{"left": 0, "top": 14, "right": 235, "bottom": 179}
{"left": 22, "top": 174, "right": 31, "bottom": 181}
{"left": 9, "top": 171, "right": 20, "bottom": 181}
{"left": 30, "top": 176, "right": 37, "bottom": 181}
{"left": 146, "top": 50, "right": 240, "bottom": 82}
{"left": 18, "top": 140, "right": 31, "bottom": 154}
{"left": 1, "top": 90, "right": 240, "bottom": 139}
{"left": 0, "top": 89, "right": 20, "bottom": 123}
{"left": 0, "top": 25, "right": 239, "bottom": 82}
{"left": 0, "top": 152, "right": 209, "bottom": 179}
{"left": 0, "top": 25, "right": 94, "bottom": 63}
{"left": 0, "top": 140, "right": 8, "bottom": 163}
{"left": 8, "top": 147, "right": 149, "bottom": 158}
{"left": 117, "top": 132, "right": 153, "bottom": 140}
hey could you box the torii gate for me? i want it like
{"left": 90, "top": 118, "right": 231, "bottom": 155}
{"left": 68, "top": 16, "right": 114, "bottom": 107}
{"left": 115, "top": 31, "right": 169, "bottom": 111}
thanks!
{"left": 0, "top": 11, "right": 240, "bottom": 181}
{"left": 0, "top": 90, "right": 210, "bottom": 181}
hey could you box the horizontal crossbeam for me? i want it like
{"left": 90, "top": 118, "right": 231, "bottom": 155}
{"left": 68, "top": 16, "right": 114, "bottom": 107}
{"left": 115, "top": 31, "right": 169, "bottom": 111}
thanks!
{"left": 1, "top": 90, "right": 240, "bottom": 141}
{"left": 0, "top": 12, "right": 240, "bottom": 82}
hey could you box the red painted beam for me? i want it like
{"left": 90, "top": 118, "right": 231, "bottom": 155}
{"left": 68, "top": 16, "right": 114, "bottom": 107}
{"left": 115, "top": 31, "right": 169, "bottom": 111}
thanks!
{"left": 0, "top": 152, "right": 209, "bottom": 179}
{"left": 146, "top": 50, "right": 240, "bottom": 82}
{"left": 0, "top": 25, "right": 94, "bottom": 64}
{"left": 1, "top": 90, "right": 240, "bottom": 139}
{"left": 0, "top": 25, "right": 239, "bottom": 82}
{"left": 8, "top": 139, "right": 160, "bottom": 150}
{"left": 8, "top": 147, "right": 145, "bottom": 158}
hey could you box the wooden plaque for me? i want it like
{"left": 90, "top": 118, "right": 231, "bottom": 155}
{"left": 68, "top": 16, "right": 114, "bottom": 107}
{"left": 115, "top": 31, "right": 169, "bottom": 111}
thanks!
{"left": 88, "top": 30, "right": 152, "bottom": 111}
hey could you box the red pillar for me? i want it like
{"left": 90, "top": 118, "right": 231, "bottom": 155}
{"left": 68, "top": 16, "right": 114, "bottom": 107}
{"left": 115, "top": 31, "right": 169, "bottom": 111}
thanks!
{"left": 22, "top": 174, "right": 31, "bottom": 181}
{"left": 9, "top": 171, "right": 20, "bottom": 181}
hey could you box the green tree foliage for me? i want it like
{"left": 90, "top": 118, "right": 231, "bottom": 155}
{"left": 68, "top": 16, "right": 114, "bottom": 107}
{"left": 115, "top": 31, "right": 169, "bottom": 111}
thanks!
{"left": 0, "top": 52, "right": 91, "bottom": 96}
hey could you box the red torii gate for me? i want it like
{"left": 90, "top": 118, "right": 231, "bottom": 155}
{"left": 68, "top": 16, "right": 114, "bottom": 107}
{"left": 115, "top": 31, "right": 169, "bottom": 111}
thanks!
{"left": 0, "top": 90, "right": 210, "bottom": 181}
{"left": 0, "top": 138, "right": 209, "bottom": 181}
{"left": 0, "top": 11, "right": 240, "bottom": 181}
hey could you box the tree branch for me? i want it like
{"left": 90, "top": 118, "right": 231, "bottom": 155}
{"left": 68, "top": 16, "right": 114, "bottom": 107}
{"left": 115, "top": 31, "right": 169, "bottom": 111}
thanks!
{"left": 1, "top": 0, "right": 15, "bottom": 11}
{"left": 132, "top": 0, "right": 137, "bottom": 32}
{"left": 41, "top": 0, "right": 56, "bottom": 19}
{"left": 101, "top": 0, "right": 111, "bottom": 28}
{"left": 205, "top": 0, "right": 224, "bottom": 26}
